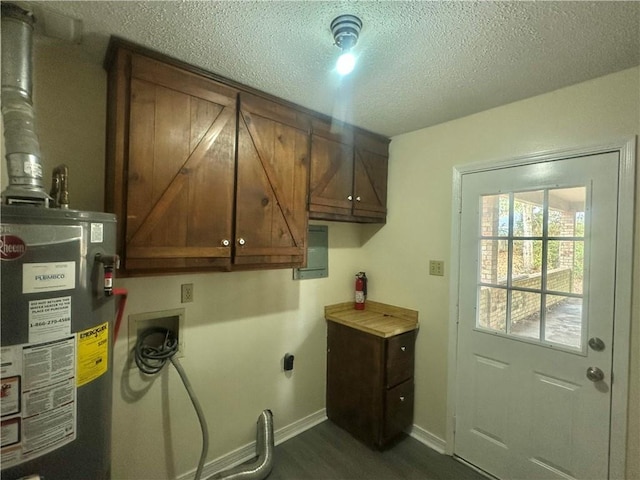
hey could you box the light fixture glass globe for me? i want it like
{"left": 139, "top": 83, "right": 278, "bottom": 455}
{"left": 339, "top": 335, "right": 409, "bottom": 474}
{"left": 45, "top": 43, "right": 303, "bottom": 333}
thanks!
{"left": 336, "top": 51, "right": 356, "bottom": 75}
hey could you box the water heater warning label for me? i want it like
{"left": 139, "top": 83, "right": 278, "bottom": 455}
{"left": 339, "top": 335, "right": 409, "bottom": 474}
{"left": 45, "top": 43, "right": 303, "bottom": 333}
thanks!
{"left": 90, "top": 222, "right": 104, "bottom": 243}
{"left": 77, "top": 322, "right": 109, "bottom": 387}
{"left": 29, "top": 296, "right": 72, "bottom": 343}
{"left": 0, "top": 337, "right": 77, "bottom": 469}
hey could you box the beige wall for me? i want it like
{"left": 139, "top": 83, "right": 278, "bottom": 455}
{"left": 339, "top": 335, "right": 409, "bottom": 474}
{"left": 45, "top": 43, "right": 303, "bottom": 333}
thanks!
{"left": 363, "top": 67, "right": 640, "bottom": 479}
{"left": 3, "top": 37, "right": 638, "bottom": 479}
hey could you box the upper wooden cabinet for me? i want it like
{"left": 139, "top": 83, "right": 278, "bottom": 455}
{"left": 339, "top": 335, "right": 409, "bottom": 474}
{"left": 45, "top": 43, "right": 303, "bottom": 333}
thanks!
{"left": 105, "top": 41, "right": 310, "bottom": 275}
{"left": 309, "top": 118, "right": 389, "bottom": 223}
{"left": 235, "top": 93, "right": 310, "bottom": 268}
{"left": 353, "top": 132, "right": 389, "bottom": 221}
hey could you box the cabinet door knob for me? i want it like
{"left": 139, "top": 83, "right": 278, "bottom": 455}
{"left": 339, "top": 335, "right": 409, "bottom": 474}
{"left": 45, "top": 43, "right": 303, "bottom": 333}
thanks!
{"left": 221, "top": 239, "right": 230, "bottom": 247}
{"left": 399, "top": 396, "right": 405, "bottom": 402}
{"left": 400, "top": 346, "right": 406, "bottom": 352}
{"left": 237, "top": 238, "right": 246, "bottom": 246}
{"left": 347, "top": 195, "right": 353, "bottom": 201}
{"left": 356, "top": 196, "right": 361, "bottom": 202}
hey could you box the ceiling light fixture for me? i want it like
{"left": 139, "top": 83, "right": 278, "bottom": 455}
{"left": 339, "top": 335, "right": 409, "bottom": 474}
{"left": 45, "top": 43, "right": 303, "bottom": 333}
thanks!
{"left": 331, "top": 14, "right": 362, "bottom": 76}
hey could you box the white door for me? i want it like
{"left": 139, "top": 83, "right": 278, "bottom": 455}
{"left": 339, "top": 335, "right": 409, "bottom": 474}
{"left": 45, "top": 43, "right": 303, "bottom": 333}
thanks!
{"left": 455, "top": 152, "right": 619, "bottom": 480}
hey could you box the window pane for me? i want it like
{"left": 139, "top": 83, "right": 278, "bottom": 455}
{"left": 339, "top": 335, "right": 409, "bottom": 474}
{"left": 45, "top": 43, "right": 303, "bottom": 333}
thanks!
{"left": 548, "top": 187, "right": 586, "bottom": 238}
{"left": 513, "top": 191, "right": 544, "bottom": 237}
{"left": 510, "top": 290, "right": 541, "bottom": 340}
{"left": 478, "top": 286, "right": 506, "bottom": 332}
{"left": 547, "top": 240, "right": 584, "bottom": 294}
{"left": 480, "top": 239, "right": 508, "bottom": 285}
{"left": 512, "top": 240, "right": 542, "bottom": 289}
{"left": 481, "top": 194, "right": 509, "bottom": 237}
{"left": 545, "top": 294, "right": 583, "bottom": 348}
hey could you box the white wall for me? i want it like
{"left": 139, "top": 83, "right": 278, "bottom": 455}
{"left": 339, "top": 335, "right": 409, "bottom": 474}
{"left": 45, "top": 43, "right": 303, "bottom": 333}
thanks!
{"left": 363, "top": 67, "right": 640, "bottom": 479}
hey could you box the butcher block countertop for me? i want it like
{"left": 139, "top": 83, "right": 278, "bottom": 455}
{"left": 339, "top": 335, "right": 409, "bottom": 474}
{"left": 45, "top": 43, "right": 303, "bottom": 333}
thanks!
{"left": 325, "top": 300, "right": 419, "bottom": 338}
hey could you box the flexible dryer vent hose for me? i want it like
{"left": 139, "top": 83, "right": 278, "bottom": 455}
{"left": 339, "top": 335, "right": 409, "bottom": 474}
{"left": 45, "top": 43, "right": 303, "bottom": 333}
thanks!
{"left": 208, "top": 410, "right": 274, "bottom": 480}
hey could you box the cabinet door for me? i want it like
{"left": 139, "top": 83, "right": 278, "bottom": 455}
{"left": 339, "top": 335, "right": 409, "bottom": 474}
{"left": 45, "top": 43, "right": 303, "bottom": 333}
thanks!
{"left": 326, "top": 321, "right": 385, "bottom": 447}
{"left": 309, "top": 119, "right": 354, "bottom": 218}
{"left": 353, "top": 133, "right": 389, "bottom": 220}
{"left": 309, "top": 121, "right": 389, "bottom": 224}
{"left": 235, "top": 93, "right": 310, "bottom": 268}
{"left": 124, "top": 54, "right": 237, "bottom": 272}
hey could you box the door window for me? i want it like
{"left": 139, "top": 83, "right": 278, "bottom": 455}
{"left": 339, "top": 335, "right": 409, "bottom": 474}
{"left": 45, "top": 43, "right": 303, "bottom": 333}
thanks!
{"left": 477, "top": 187, "right": 587, "bottom": 351}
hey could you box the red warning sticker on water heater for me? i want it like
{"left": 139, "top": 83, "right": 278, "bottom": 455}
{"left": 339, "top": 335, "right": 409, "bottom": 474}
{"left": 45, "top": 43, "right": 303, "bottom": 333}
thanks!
{"left": 0, "top": 235, "right": 27, "bottom": 260}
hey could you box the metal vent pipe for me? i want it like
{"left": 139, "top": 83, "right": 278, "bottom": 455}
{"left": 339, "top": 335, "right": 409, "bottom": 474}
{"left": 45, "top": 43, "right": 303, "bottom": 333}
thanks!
{"left": 1, "top": 2, "right": 50, "bottom": 206}
{"left": 208, "top": 410, "right": 275, "bottom": 480}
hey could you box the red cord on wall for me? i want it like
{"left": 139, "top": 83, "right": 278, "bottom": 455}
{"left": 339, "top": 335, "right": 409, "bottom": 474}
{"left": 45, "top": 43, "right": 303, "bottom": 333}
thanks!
{"left": 112, "top": 288, "right": 128, "bottom": 344}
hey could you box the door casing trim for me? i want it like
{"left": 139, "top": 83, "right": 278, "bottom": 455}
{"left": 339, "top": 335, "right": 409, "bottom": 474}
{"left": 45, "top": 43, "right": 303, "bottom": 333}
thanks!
{"left": 446, "top": 138, "right": 637, "bottom": 480}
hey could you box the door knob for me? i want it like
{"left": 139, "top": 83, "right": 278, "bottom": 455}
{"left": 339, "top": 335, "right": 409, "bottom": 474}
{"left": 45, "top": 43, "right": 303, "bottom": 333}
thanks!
{"left": 237, "top": 238, "right": 246, "bottom": 246}
{"left": 588, "top": 337, "right": 605, "bottom": 351}
{"left": 221, "top": 239, "right": 230, "bottom": 247}
{"left": 347, "top": 195, "right": 353, "bottom": 201}
{"left": 586, "top": 366, "right": 605, "bottom": 382}
{"left": 356, "top": 196, "right": 361, "bottom": 202}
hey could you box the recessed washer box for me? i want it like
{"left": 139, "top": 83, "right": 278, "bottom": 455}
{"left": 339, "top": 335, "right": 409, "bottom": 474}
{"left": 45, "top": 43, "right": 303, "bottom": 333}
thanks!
{"left": 128, "top": 308, "right": 185, "bottom": 363}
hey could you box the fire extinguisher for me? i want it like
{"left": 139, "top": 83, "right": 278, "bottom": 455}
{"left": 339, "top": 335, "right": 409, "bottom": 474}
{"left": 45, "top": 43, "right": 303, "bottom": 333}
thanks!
{"left": 355, "top": 272, "right": 367, "bottom": 310}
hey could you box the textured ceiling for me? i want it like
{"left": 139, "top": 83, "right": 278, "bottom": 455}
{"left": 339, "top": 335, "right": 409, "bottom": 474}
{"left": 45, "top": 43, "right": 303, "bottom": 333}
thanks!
{"left": 20, "top": 1, "right": 640, "bottom": 137}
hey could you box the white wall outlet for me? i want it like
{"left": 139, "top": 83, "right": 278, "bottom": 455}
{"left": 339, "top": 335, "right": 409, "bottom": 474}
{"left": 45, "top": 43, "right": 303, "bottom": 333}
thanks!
{"left": 181, "top": 283, "right": 194, "bottom": 303}
{"left": 429, "top": 260, "right": 445, "bottom": 276}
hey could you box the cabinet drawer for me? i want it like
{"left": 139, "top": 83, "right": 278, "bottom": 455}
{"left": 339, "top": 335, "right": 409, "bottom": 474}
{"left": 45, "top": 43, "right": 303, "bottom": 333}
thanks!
{"left": 384, "top": 379, "right": 414, "bottom": 442}
{"left": 386, "top": 331, "right": 415, "bottom": 387}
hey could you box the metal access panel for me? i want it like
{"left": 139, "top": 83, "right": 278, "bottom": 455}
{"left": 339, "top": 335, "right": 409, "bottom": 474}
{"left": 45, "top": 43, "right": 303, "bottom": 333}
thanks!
{"left": 293, "top": 225, "right": 328, "bottom": 280}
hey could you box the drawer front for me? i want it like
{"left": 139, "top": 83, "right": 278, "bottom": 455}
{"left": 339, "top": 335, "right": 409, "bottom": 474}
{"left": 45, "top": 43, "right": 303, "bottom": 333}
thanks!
{"left": 384, "top": 379, "right": 414, "bottom": 442}
{"left": 386, "top": 330, "right": 415, "bottom": 387}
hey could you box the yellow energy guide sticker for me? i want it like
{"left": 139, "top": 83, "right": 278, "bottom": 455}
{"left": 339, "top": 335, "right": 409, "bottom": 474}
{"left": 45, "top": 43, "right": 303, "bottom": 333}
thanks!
{"left": 77, "top": 322, "right": 109, "bottom": 387}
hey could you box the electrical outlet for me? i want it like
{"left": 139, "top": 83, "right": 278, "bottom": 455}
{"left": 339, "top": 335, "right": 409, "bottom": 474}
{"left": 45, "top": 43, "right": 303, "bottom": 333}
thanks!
{"left": 284, "top": 353, "right": 295, "bottom": 371}
{"left": 181, "top": 283, "right": 194, "bottom": 303}
{"left": 429, "top": 260, "right": 445, "bottom": 276}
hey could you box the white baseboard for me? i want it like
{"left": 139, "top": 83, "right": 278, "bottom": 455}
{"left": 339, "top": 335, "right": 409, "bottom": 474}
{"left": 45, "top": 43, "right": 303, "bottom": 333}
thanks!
{"left": 179, "top": 409, "right": 327, "bottom": 480}
{"left": 407, "top": 424, "right": 447, "bottom": 454}
{"left": 274, "top": 408, "right": 327, "bottom": 446}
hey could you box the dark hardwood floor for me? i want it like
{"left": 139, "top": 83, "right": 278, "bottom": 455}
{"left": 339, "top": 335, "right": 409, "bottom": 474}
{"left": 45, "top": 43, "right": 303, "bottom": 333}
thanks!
{"left": 269, "top": 420, "right": 486, "bottom": 480}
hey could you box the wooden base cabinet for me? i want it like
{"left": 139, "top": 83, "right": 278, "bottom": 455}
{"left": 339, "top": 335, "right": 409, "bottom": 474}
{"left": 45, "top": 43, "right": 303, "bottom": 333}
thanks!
{"left": 326, "top": 321, "right": 417, "bottom": 449}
